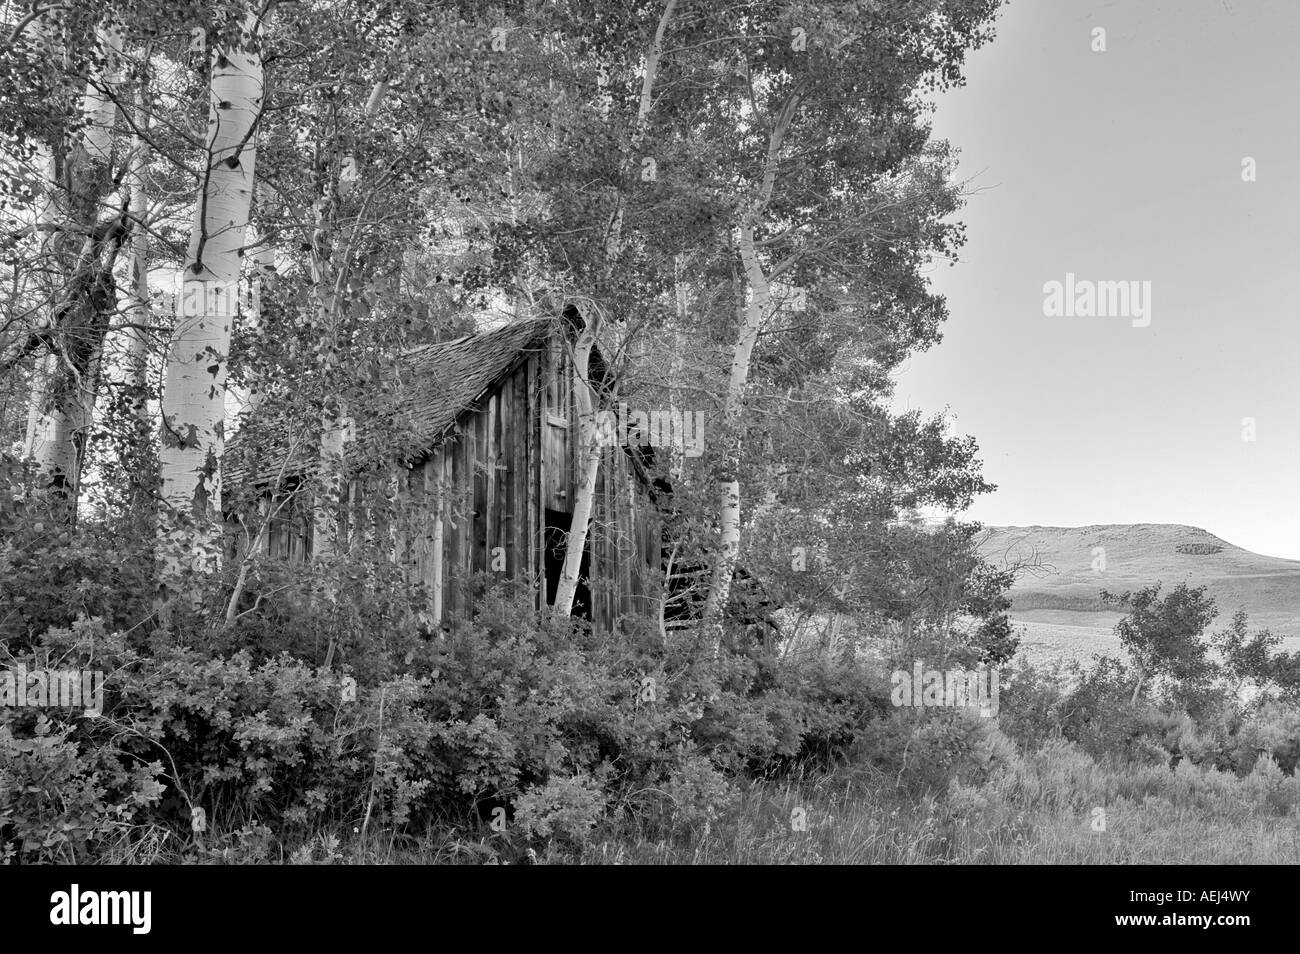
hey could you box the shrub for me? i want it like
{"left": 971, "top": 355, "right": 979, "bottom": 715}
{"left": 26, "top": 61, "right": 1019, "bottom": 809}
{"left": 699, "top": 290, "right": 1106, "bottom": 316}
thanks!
{"left": 659, "top": 754, "right": 738, "bottom": 833}
{"left": 996, "top": 659, "right": 1067, "bottom": 751}
{"left": 0, "top": 715, "right": 165, "bottom": 863}
{"left": 10, "top": 540, "right": 1300, "bottom": 864}
{"left": 0, "top": 520, "right": 155, "bottom": 654}
{"left": 0, "top": 615, "right": 444, "bottom": 861}
{"left": 1231, "top": 703, "right": 1300, "bottom": 775}
{"left": 513, "top": 771, "right": 608, "bottom": 847}
{"left": 1243, "top": 753, "right": 1300, "bottom": 816}
{"left": 852, "top": 706, "right": 1015, "bottom": 798}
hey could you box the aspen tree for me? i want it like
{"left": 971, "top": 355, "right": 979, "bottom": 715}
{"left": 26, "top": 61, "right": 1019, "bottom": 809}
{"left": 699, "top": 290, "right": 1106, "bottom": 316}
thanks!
{"left": 158, "top": 9, "right": 269, "bottom": 589}
{"left": 553, "top": 0, "right": 677, "bottom": 616}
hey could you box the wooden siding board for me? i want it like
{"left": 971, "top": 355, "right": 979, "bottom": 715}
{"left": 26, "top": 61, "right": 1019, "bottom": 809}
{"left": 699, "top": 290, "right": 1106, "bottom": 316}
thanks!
{"left": 459, "top": 419, "right": 473, "bottom": 582}
{"left": 484, "top": 399, "right": 496, "bottom": 572}
{"left": 542, "top": 338, "right": 571, "bottom": 513}
{"left": 496, "top": 379, "right": 512, "bottom": 575}
{"left": 472, "top": 410, "right": 487, "bottom": 574}
{"left": 529, "top": 354, "right": 542, "bottom": 607}
{"left": 446, "top": 433, "right": 462, "bottom": 618}
{"left": 511, "top": 366, "right": 527, "bottom": 579}
{"left": 422, "top": 456, "right": 445, "bottom": 624}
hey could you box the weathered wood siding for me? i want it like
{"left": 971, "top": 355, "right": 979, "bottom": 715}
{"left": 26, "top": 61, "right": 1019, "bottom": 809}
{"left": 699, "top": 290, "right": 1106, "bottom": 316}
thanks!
{"left": 589, "top": 445, "right": 662, "bottom": 626}
{"left": 407, "top": 357, "right": 540, "bottom": 621}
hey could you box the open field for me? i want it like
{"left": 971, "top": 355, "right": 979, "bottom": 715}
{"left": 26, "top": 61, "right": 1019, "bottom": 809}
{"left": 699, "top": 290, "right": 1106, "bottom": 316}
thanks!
{"left": 1012, "top": 612, "right": 1125, "bottom": 669}
{"left": 981, "top": 524, "right": 1300, "bottom": 666}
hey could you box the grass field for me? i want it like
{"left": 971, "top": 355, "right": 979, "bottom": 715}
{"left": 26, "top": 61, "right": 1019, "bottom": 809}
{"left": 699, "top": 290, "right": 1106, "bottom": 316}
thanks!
{"left": 302, "top": 748, "right": 1300, "bottom": 864}
{"left": 127, "top": 756, "right": 1300, "bottom": 865}
{"left": 982, "top": 524, "right": 1300, "bottom": 668}
{"left": 578, "top": 762, "right": 1300, "bottom": 864}
{"left": 1013, "top": 612, "right": 1125, "bottom": 669}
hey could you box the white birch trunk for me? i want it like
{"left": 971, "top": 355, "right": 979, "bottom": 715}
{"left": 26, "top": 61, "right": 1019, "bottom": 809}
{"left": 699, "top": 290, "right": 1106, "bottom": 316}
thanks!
{"left": 22, "top": 86, "right": 58, "bottom": 468}
{"left": 80, "top": 25, "right": 121, "bottom": 165}
{"left": 123, "top": 80, "right": 151, "bottom": 433}
{"left": 702, "top": 224, "right": 769, "bottom": 623}
{"left": 553, "top": 0, "right": 676, "bottom": 617}
{"left": 30, "top": 232, "right": 102, "bottom": 499}
{"left": 29, "top": 368, "right": 84, "bottom": 492}
{"left": 28, "top": 24, "right": 122, "bottom": 502}
{"left": 668, "top": 253, "right": 689, "bottom": 483}
{"left": 701, "top": 84, "right": 804, "bottom": 631}
{"left": 553, "top": 328, "right": 602, "bottom": 616}
{"left": 313, "top": 406, "right": 346, "bottom": 560}
{"left": 158, "top": 15, "right": 265, "bottom": 585}
{"left": 22, "top": 354, "right": 52, "bottom": 460}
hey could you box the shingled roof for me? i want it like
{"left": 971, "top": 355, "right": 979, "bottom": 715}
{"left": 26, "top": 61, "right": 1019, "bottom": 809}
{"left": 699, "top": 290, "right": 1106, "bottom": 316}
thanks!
{"left": 396, "top": 317, "right": 551, "bottom": 452}
{"left": 225, "top": 318, "right": 553, "bottom": 489}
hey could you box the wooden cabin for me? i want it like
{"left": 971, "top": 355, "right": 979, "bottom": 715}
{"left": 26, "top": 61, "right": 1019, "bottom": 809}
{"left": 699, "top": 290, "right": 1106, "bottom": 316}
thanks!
{"left": 225, "top": 317, "right": 666, "bottom": 630}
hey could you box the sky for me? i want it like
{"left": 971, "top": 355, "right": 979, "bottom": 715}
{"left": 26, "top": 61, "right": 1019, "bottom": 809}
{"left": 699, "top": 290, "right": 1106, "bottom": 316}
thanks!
{"left": 894, "top": 0, "right": 1300, "bottom": 559}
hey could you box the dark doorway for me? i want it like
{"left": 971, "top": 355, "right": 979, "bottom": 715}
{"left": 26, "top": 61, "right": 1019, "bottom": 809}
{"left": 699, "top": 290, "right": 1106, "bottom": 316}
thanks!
{"left": 543, "top": 508, "right": 591, "bottom": 620}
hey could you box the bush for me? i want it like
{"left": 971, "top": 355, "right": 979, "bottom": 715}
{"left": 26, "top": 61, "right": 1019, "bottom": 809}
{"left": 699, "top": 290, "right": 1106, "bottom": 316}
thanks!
{"left": 1232, "top": 704, "right": 1300, "bottom": 775}
{"left": 7, "top": 527, "right": 1299, "bottom": 864}
{"left": 658, "top": 754, "right": 738, "bottom": 833}
{"left": 852, "top": 706, "right": 1015, "bottom": 798}
{"left": 997, "top": 659, "right": 1067, "bottom": 751}
{"left": 2, "top": 573, "right": 923, "bottom": 861}
{"left": 0, "top": 715, "right": 165, "bottom": 863}
{"left": 1243, "top": 753, "right": 1300, "bottom": 816}
{"left": 513, "top": 771, "right": 608, "bottom": 847}
{"left": 0, "top": 615, "right": 444, "bottom": 861}
{"left": 0, "top": 520, "right": 155, "bottom": 654}
{"left": 1176, "top": 543, "right": 1222, "bottom": 555}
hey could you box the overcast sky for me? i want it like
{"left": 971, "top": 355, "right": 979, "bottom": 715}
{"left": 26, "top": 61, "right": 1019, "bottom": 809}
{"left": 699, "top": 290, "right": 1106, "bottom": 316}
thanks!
{"left": 895, "top": 0, "right": 1300, "bottom": 559}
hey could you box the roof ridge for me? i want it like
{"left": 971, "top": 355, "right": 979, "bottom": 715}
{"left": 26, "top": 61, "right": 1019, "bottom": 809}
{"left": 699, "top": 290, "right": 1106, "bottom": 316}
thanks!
{"left": 402, "top": 316, "right": 554, "bottom": 355}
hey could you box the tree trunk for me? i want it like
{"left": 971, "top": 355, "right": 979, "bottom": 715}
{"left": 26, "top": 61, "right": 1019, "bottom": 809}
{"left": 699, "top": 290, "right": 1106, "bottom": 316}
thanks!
{"left": 20, "top": 14, "right": 59, "bottom": 467}
{"left": 118, "top": 75, "right": 154, "bottom": 514}
{"left": 124, "top": 104, "right": 151, "bottom": 424}
{"left": 553, "top": 324, "right": 601, "bottom": 616}
{"left": 701, "top": 84, "right": 804, "bottom": 635}
{"left": 30, "top": 232, "right": 119, "bottom": 510}
{"left": 158, "top": 12, "right": 266, "bottom": 590}
{"left": 313, "top": 403, "right": 346, "bottom": 560}
{"left": 553, "top": 0, "right": 676, "bottom": 618}
{"left": 703, "top": 224, "right": 769, "bottom": 624}
{"left": 27, "top": 23, "right": 123, "bottom": 514}
{"left": 21, "top": 355, "right": 52, "bottom": 460}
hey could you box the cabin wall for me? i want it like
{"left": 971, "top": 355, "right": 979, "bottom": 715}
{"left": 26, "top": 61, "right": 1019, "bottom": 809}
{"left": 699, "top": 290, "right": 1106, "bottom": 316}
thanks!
{"left": 589, "top": 445, "right": 662, "bottom": 628}
{"left": 263, "top": 485, "right": 312, "bottom": 563}
{"left": 541, "top": 335, "right": 574, "bottom": 513}
{"left": 408, "top": 357, "right": 540, "bottom": 621}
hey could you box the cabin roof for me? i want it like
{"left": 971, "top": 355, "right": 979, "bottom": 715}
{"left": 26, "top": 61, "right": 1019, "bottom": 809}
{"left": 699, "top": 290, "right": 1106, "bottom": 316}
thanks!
{"left": 225, "top": 318, "right": 554, "bottom": 489}
{"left": 399, "top": 317, "right": 552, "bottom": 451}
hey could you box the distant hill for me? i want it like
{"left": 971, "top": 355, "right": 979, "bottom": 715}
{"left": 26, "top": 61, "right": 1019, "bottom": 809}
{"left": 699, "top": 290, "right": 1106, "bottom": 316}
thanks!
{"left": 978, "top": 524, "right": 1300, "bottom": 665}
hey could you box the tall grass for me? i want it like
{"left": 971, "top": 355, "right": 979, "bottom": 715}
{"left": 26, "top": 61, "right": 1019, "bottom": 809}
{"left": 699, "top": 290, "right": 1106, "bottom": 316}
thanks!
{"left": 105, "top": 739, "right": 1300, "bottom": 865}
{"left": 574, "top": 748, "right": 1300, "bottom": 865}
